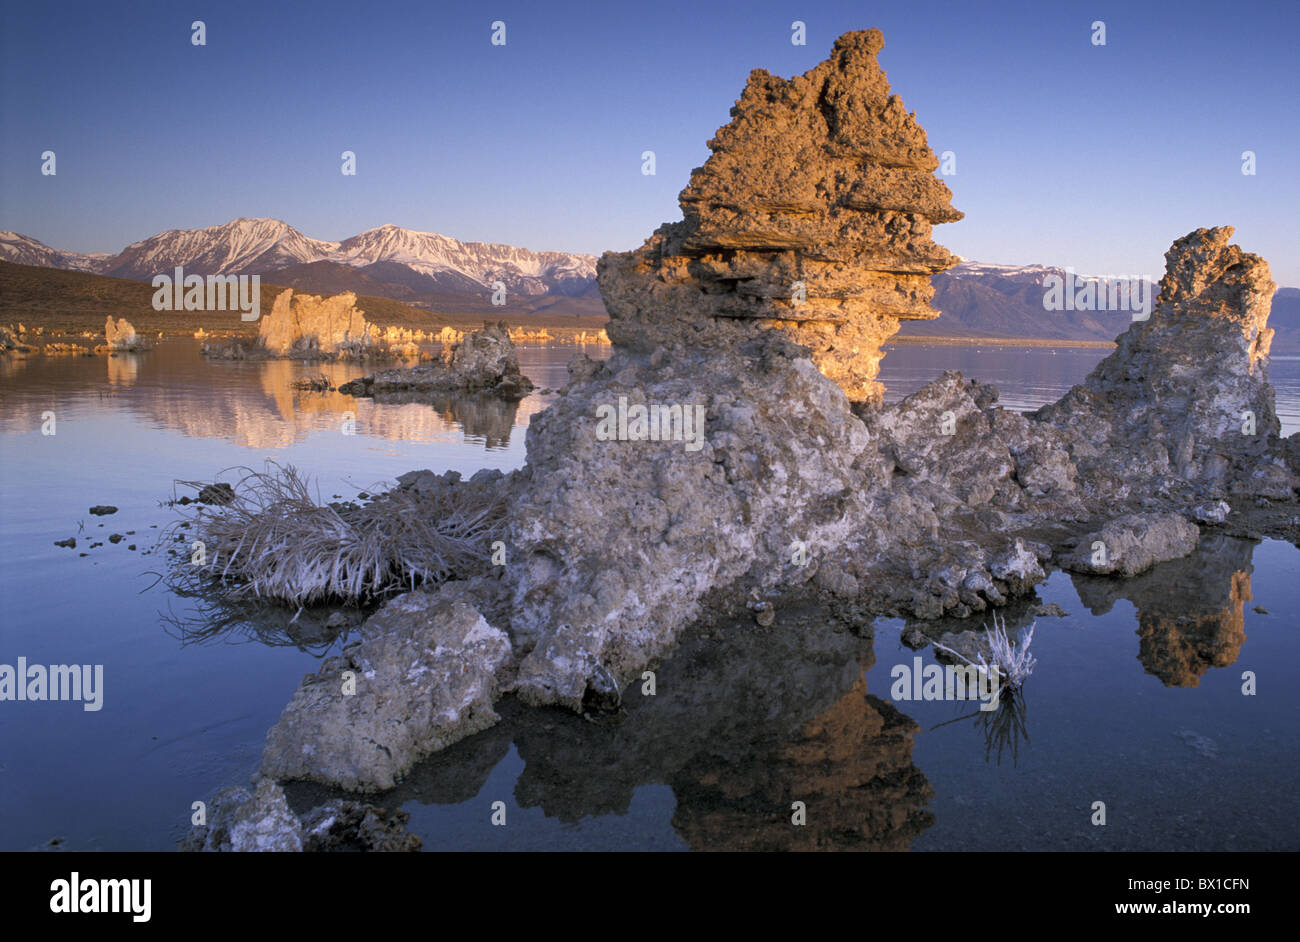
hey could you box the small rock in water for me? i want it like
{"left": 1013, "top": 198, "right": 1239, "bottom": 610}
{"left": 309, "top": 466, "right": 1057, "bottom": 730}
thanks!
{"left": 1253, "top": 605, "right": 1269, "bottom": 614}
{"left": 1175, "top": 729, "right": 1219, "bottom": 759}
{"left": 1193, "top": 500, "right": 1231, "bottom": 524}
{"left": 198, "top": 482, "right": 235, "bottom": 505}
{"left": 54, "top": 537, "right": 76, "bottom": 549}
{"left": 88, "top": 505, "right": 117, "bottom": 516}
{"left": 108, "top": 534, "right": 124, "bottom": 544}
{"left": 1031, "top": 602, "right": 1067, "bottom": 618}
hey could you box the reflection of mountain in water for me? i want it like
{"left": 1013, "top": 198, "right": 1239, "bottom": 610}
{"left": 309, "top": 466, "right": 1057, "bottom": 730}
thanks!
{"left": 1071, "top": 534, "right": 1252, "bottom": 687}
{"left": 324, "top": 608, "right": 934, "bottom": 851}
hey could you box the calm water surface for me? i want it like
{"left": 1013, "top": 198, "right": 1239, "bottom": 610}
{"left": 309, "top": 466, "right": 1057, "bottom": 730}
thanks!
{"left": 0, "top": 341, "right": 1296, "bottom": 850}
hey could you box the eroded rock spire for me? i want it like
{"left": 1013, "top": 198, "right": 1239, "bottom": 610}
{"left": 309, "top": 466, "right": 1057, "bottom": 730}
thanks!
{"left": 599, "top": 29, "right": 961, "bottom": 403}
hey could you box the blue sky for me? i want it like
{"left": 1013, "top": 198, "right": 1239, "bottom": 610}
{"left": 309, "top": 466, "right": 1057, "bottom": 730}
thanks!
{"left": 2, "top": 0, "right": 1297, "bottom": 282}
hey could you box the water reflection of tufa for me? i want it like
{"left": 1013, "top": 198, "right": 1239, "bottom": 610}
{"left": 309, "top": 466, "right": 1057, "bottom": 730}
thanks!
{"left": 1070, "top": 534, "right": 1253, "bottom": 687}
{"left": 286, "top": 607, "right": 936, "bottom": 851}
{"left": 366, "top": 390, "right": 524, "bottom": 449}
{"left": 18, "top": 342, "right": 535, "bottom": 448}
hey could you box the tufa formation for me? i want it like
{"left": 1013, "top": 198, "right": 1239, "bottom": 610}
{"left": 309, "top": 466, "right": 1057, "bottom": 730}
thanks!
{"left": 599, "top": 29, "right": 961, "bottom": 404}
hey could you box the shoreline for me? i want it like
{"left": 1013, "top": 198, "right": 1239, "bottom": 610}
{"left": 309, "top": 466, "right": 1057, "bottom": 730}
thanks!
{"left": 887, "top": 335, "right": 1117, "bottom": 349}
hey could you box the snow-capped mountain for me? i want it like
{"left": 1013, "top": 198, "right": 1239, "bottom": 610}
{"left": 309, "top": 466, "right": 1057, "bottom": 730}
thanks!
{"left": 0, "top": 232, "right": 109, "bottom": 272}
{"left": 101, "top": 218, "right": 337, "bottom": 280}
{"left": 948, "top": 260, "right": 1062, "bottom": 282}
{"left": 336, "top": 224, "right": 595, "bottom": 297}
{"left": 1, "top": 217, "right": 599, "bottom": 302}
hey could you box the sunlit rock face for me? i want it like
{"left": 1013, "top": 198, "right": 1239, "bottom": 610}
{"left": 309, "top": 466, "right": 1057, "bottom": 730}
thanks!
{"left": 104, "top": 316, "right": 140, "bottom": 351}
{"left": 257, "top": 289, "right": 378, "bottom": 356}
{"left": 598, "top": 29, "right": 961, "bottom": 404}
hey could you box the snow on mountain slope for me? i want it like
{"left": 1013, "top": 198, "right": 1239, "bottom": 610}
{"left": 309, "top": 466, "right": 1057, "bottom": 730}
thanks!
{"left": 0, "top": 232, "right": 109, "bottom": 272}
{"left": 948, "top": 260, "right": 1060, "bottom": 281}
{"left": 336, "top": 224, "right": 596, "bottom": 295}
{"left": 4, "top": 217, "right": 600, "bottom": 298}
{"left": 101, "top": 218, "right": 339, "bottom": 280}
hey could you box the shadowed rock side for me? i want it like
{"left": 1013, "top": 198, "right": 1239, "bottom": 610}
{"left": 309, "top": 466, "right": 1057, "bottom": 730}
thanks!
{"left": 1035, "top": 227, "right": 1287, "bottom": 499}
{"left": 1071, "top": 533, "right": 1253, "bottom": 687}
{"left": 231, "top": 30, "right": 1300, "bottom": 804}
{"left": 599, "top": 29, "right": 961, "bottom": 405}
{"left": 180, "top": 778, "right": 421, "bottom": 852}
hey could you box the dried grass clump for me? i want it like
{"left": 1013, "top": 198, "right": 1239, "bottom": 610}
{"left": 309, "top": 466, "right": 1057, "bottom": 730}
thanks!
{"left": 933, "top": 611, "right": 1038, "bottom": 691}
{"left": 166, "top": 462, "right": 506, "bottom": 606}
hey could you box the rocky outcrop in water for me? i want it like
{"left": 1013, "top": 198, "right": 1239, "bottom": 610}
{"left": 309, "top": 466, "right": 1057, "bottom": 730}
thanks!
{"left": 339, "top": 322, "right": 534, "bottom": 400}
{"left": 598, "top": 29, "right": 961, "bottom": 405}
{"left": 338, "top": 608, "right": 934, "bottom": 850}
{"left": 92, "top": 316, "right": 150, "bottom": 354}
{"left": 0, "top": 325, "right": 36, "bottom": 354}
{"left": 103, "top": 316, "right": 141, "bottom": 351}
{"left": 1036, "top": 227, "right": 1292, "bottom": 500}
{"left": 1058, "top": 513, "right": 1200, "bottom": 577}
{"left": 180, "top": 778, "right": 420, "bottom": 851}
{"left": 260, "top": 585, "right": 513, "bottom": 791}
{"left": 257, "top": 289, "right": 378, "bottom": 357}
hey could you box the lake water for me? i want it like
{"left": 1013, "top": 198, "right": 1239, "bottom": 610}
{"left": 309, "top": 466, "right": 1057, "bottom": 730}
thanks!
{"left": 0, "top": 340, "right": 1296, "bottom": 851}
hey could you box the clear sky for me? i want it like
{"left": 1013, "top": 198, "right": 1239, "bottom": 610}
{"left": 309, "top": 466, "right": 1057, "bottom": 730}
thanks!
{"left": 2, "top": 0, "right": 1297, "bottom": 282}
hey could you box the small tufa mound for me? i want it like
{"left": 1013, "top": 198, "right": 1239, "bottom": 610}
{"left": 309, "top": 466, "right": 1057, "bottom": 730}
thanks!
{"left": 339, "top": 322, "right": 535, "bottom": 399}
{"left": 99, "top": 316, "right": 149, "bottom": 353}
{"left": 257, "top": 289, "right": 378, "bottom": 358}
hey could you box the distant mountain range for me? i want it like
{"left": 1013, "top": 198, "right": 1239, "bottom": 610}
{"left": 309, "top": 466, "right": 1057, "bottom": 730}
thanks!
{"left": 917, "top": 262, "right": 1300, "bottom": 353}
{"left": 0, "top": 218, "right": 602, "bottom": 319}
{"left": 3, "top": 220, "right": 1297, "bottom": 351}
